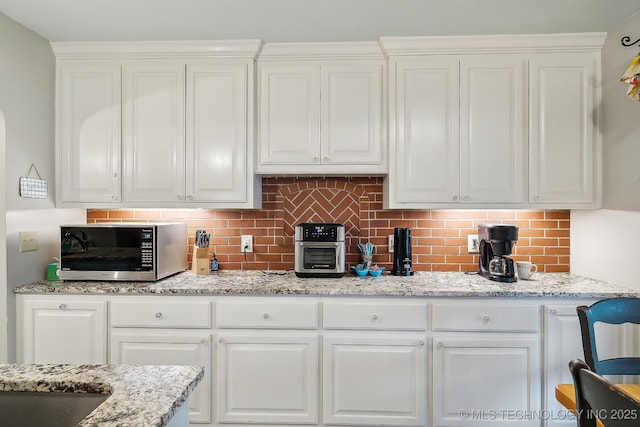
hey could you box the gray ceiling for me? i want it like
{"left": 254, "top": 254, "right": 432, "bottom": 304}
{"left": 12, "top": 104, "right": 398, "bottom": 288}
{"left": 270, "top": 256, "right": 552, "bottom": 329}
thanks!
{"left": 1, "top": 0, "right": 640, "bottom": 43}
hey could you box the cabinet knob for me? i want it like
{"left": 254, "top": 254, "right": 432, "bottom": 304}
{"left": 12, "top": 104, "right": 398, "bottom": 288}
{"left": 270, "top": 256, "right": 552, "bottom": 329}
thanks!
{"left": 59, "top": 304, "right": 67, "bottom": 310}
{"left": 548, "top": 308, "right": 557, "bottom": 315}
{"left": 186, "top": 195, "right": 193, "bottom": 201}
{"left": 111, "top": 195, "right": 118, "bottom": 200}
{"left": 437, "top": 342, "right": 444, "bottom": 349}
{"left": 533, "top": 195, "right": 540, "bottom": 201}
{"left": 155, "top": 312, "right": 162, "bottom": 319}
{"left": 312, "top": 157, "right": 319, "bottom": 162}
{"left": 218, "top": 337, "right": 224, "bottom": 343}
{"left": 177, "top": 195, "right": 184, "bottom": 200}
{"left": 263, "top": 313, "right": 270, "bottom": 319}
{"left": 371, "top": 314, "right": 378, "bottom": 321}
{"left": 201, "top": 338, "right": 207, "bottom": 344}
{"left": 482, "top": 315, "right": 491, "bottom": 324}
{"left": 419, "top": 340, "right": 425, "bottom": 347}
{"left": 452, "top": 195, "right": 458, "bottom": 201}
{"left": 463, "top": 195, "right": 470, "bottom": 202}
{"left": 112, "top": 172, "right": 118, "bottom": 177}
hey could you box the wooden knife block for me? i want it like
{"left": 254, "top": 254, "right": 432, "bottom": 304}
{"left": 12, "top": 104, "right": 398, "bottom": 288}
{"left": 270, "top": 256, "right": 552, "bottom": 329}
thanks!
{"left": 192, "top": 247, "right": 210, "bottom": 275}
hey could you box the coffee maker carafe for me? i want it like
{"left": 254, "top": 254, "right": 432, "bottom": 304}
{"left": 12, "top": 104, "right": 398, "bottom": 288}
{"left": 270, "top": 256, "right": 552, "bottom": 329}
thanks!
{"left": 392, "top": 227, "right": 413, "bottom": 276}
{"left": 478, "top": 224, "right": 518, "bottom": 282}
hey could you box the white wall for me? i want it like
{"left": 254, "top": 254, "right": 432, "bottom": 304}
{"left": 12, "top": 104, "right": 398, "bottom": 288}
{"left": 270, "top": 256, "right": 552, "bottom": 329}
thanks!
{"left": 571, "top": 11, "right": 640, "bottom": 289}
{"left": 0, "top": 12, "right": 85, "bottom": 361}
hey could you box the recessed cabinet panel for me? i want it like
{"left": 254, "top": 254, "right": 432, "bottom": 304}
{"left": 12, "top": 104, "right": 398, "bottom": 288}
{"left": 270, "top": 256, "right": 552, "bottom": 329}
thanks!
{"left": 433, "top": 336, "right": 541, "bottom": 427}
{"left": 322, "top": 63, "right": 383, "bottom": 164}
{"left": 259, "top": 63, "right": 320, "bottom": 164}
{"left": 186, "top": 62, "right": 248, "bottom": 202}
{"left": 323, "top": 333, "right": 427, "bottom": 426}
{"left": 110, "top": 330, "right": 211, "bottom": 423}
{"left": 460, "top": 56, "right": 527, "bottom": 203}
{"left": 216, "top": 332, "right": 319, "bottom": 424}
{"left": 393, "top": 56, "right": 459, "bottom": 203}
{"left": 58, "top": 62, "right": 121, "bottom": 203}
{"left": 122, "top": 62, "right": 186, "bottom": 202}
{"left": 529, "top": 54, "right": 597, "bottom": 204}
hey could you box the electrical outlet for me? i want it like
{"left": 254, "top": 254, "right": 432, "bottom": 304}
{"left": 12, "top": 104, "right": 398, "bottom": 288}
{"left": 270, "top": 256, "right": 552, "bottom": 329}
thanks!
{"left": 241, "top": 235, "right": 253, "bottom": 253}
{"left": 19, "top": 231, "right": 38, "bottom": 252}
{"left": 388, "top": 235, "right": 394, "bottom": 253}
{"left": 467, "top": 234, "right": 479, "bottom": 253}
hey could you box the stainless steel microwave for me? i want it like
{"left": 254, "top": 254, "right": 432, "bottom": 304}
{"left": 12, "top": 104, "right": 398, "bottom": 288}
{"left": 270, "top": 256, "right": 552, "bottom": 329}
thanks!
{"left": 59, "top": 223, "right": 187, "bottom": 281}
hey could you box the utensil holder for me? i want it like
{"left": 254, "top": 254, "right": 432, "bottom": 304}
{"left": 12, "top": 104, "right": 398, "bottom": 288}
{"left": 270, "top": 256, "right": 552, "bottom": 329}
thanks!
{"left": 362, "top": 255, "right": 373, "bottom": 271}
{"left": 192, "top": 246, "right": 210, "bottom": 275}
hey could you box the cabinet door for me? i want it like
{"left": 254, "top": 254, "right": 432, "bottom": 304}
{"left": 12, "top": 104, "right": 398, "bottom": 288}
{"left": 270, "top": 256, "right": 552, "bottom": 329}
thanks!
{"left": 543, "top": 306, "right": 586, "bottom": 427}
{"left": 529, "top": 53, "right": 599, "bottom": 205}
{"left": 321, "top": 62, "right": 384, "bottom": 165}
{"left": 460, "top": 55, "right": 527, "bottom": 203}
{"left": 259, "top": 63, "right": 320, "bottom": 165}
{"left": 18, "top": 297, "right": 107, "bottom": 364}
{"left": 110, "top": 330, "right": 211, "bottom": 423}
{"left": 57, "top": 62, "right": 121, "bottom": 204}
{"left": 186, "top": 61, "right": 250, "bottom": 203}
{"left": 432, "top": 336, "right": 540, "bottom": 427}
{"left": 216, "top": 331, "right": 319, "bottom": 424}
{"left": 323, "top": 333, "right": 427, "bottom": 426}
{"left": 122, "top": 61, "right": 186, "bottom": 203}
{"left": 390, "top": 56, "right": 459, "bottom": 204}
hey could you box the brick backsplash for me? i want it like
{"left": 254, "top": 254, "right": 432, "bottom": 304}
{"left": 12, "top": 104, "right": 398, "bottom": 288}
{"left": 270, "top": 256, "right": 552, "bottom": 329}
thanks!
{"left": 87, "top": 177, "right": 570, "bottom": 273}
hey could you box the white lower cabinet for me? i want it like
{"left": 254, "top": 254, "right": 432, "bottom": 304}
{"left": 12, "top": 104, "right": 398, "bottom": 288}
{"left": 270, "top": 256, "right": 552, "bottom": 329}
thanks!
{"left": 18, "top": 294, "right": 611, "bottom": 427}
{"left": 111, "top": 330, "right": 212, "bottom": 424}
{"left": 216, "top": 331, "right": 319, "bottom": 424}
{"left": 323, "top": 333, "right": 427, "bottom": 426}
{"left": 17, "top": 296, "right": 107, "bottom": 364}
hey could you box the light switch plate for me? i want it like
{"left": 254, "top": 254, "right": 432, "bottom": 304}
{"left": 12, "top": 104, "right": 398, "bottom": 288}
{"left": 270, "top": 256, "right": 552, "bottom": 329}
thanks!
{"left": 19, "top": 231, "right": 38, "bottom": 252}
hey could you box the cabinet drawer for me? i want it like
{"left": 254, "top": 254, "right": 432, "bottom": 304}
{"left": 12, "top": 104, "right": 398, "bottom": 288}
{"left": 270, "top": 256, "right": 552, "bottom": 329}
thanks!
{"left": 216, "top": 300, "right": 319, "bottom": 329}
{"left": 323, "top": 301, "right": 428, "bottom": 330}
{"left": 111, "top": 299, "right": 211, "bottom": 328}
{"left": 432, "top": 303, "right": 539, "bottom": 332}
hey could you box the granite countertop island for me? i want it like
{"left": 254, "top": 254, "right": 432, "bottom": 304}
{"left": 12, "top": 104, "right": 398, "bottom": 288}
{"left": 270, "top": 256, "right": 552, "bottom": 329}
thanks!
{"left": 0, "top": 363, "right": 203, "bottom": 427}
{"left": 13, "top": 270, "right": 640, "bottom": 298}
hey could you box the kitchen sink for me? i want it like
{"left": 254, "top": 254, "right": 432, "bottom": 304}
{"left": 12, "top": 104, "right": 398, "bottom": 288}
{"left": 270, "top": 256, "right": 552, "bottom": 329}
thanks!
{"left": 0, "top": 390, "right": 109, "bottom": 427}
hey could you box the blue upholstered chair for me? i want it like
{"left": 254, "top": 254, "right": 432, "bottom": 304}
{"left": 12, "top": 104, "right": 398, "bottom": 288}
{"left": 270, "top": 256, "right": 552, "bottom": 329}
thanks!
{"left": 569, "top": 359, "right": 640, "bottom": 427}
{"left": 576, "top": 297, "right": 640, "bottom": 375}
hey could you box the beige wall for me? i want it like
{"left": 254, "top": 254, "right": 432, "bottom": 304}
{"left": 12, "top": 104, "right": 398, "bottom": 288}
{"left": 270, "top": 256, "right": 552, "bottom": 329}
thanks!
{"left": 571, "top": 11, "right": 640, "bottom": 289}
{"left": 0, "top": 12, "right": 85, "bottom": 361}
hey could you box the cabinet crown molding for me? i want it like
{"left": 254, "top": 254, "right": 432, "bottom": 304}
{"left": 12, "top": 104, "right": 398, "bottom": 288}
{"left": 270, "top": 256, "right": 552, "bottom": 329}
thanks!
{"left": 380, "top": 32, "right": 607, "bottom": 56}
{"left": 258, "top": 41, "right": 385, "bottom": 61}
{"left": 51, "top": 40, "right": 264, "bottom": 59}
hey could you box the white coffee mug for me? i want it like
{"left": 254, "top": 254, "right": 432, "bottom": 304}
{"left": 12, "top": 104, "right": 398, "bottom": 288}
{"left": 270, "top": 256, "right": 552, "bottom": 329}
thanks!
{"left": 516, "top": 261, "right": 537, "bottom": 280}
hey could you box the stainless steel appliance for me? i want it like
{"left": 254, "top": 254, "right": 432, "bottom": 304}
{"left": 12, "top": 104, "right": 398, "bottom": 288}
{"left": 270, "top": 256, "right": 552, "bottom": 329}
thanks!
{"left": 60, "top": 223, "right": 187, "bottom": 281}
{"left": 294, "top": 223, "right": 345, "bottom": 278}
{"left": 391, "top": 227, "right": 413, "bottom": 276}
{"left": 478, "top": 224, "right": 519, "bottom": 283}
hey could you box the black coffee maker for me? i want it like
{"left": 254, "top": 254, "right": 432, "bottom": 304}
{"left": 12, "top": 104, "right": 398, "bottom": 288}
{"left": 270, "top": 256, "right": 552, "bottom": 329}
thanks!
{"left": 392, "top": 227, "right": 413, "bottom": 276}
{"left": 478, "top": 224, "right": 518, "bottom": 283}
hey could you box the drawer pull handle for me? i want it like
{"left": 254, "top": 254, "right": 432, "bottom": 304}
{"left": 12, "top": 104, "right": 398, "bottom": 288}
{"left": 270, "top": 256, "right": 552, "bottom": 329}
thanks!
{"left": 155, "top": 312, "right": 163, "bottom": 319}
{"left": 371, "top": 314, "right": 378, "bottom": 321}
{"left": 59, "top": 304, "right": 67, "bottom": 310}
{"left": 482, "top": 315, "right": 491, "bottom": 324}
{"left": 263, "top": 313, "right": 270, "bottom": 319}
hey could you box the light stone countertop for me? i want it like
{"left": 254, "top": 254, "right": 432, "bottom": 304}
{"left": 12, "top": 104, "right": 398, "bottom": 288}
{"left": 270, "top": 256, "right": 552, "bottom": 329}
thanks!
{"left": 13, "top": 270, "right": 640, "bottom": 298}
{"left": 0, "top": 363, "right": 203, "bottom": 427}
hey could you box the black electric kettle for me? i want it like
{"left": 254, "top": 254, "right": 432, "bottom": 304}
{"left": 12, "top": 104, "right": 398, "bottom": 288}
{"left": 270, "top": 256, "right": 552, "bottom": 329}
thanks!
{"left": 391, "top": 227, "right": 413, "bottom": 276}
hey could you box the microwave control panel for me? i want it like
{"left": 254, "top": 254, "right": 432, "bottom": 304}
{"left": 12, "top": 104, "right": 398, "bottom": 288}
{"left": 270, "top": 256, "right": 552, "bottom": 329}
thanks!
{"left": 140, "top": 228, "right": 154, "bottom": 270}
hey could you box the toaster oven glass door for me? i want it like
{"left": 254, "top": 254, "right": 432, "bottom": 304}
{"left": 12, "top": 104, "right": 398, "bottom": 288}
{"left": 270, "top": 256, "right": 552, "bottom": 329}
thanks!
{"left": 303, "top": 247, "right": 337, "bottom": 270}
{"left": 60, "top": 227, "right": 152, "bottom": 271}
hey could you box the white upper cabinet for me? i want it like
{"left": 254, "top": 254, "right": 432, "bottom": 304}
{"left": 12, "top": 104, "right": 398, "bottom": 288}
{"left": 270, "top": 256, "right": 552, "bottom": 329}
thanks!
{"left": 381, "top": 33, "right": 605, "bottom": 209}
{"left": 257, "top": 43, "right": 386, "bottom": 175}
{"left": 122, "top": 61, "right": 186, "bottom": 203}
{"left": 529, "top": 52, "right": 601, "bottom": 207}
{"left": 56, "top": 61, "right": 121, "bottom": 204}
{"left": 53, "top": 41, "right": 262, "bottom": 208}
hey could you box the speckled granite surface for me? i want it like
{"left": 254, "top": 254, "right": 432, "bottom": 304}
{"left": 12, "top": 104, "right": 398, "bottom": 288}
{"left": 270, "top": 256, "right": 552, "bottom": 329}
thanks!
{"left": 13, "top": 270, "right": 640, "bottom": 298}
{"left": 0, "top": 363, "right": 203, "bottom": 427}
